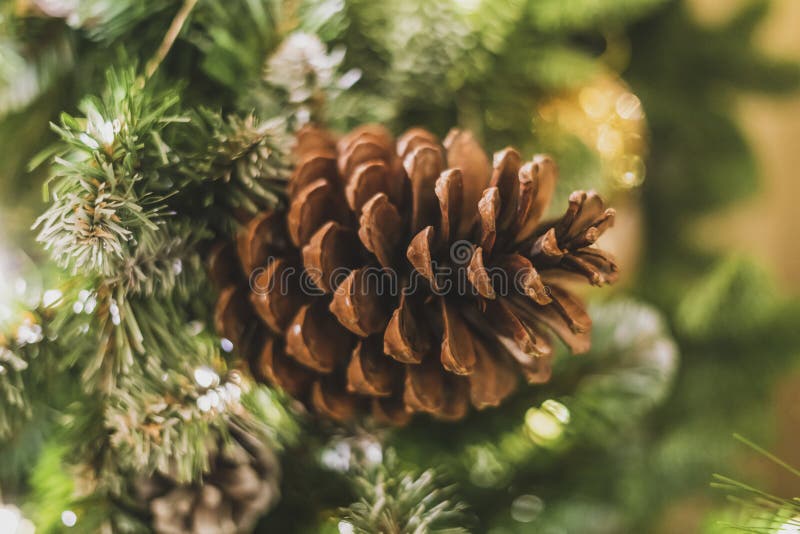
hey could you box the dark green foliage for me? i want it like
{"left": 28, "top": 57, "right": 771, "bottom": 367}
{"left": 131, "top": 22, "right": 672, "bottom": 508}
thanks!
{"left": 1, "top": 0, "right": 799, "bottom": 532}
{"left": 187, "top": 0, "right": 282, "bottom": 93}
{"left": 628, "top": 1, "right": 800, "bottom": 240}
{"left": 0, "top": 344, "right": 30, "bottom": 438}
{"left": 527, "top": 0, "right": 670, "bottom": 32}
{"left": 676, "top": 256, "right": 780, "bottom": 341}
{"left": 618, "top": 2, "right": 800, "bottom": 530}
{"left": 174, "top": 109, "right": 291, "bottom": 230}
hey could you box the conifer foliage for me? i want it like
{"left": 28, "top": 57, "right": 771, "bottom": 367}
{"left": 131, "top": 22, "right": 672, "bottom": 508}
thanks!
{"left": 1, "top": 0, "right": 797, "bottom": 532}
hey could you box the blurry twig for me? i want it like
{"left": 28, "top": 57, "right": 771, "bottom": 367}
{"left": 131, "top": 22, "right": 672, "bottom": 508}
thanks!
{"left": 145, "top": 0, "right": 199, "bottom": 79}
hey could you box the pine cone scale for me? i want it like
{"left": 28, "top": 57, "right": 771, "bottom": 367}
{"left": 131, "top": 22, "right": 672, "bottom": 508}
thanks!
{"left": 383, "top": 292, "right": 430, "bottom": 364}
{"left": 358, "top": 193, "right": 403, "bottom": 268}
{"left": 443, "top": 129, "right": 492, "bottom": 238}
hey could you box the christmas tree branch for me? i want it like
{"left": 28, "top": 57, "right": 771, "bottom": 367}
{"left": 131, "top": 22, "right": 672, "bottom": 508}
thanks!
{"left": 330, "top": 444, "right": 472, "bottom": 534}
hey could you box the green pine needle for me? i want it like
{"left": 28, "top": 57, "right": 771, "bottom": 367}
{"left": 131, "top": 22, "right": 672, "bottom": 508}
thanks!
{"left": 338, "top": 457, "right": 472, "bottom": 534}
{"left": 712, "top": 436, "right": 800, "bottom": 532}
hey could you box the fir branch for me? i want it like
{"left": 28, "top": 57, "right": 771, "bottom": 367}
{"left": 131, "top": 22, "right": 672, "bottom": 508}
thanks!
{"left": 51, "top": 283, "right": 209, "bottom": 391}
{"left": 45, "top": 365, "right": 292, "bottom": 531}
{"left": 106, "top": 363, "right": 241, "bottom": 484}
{"left": 32, "top": 67, "right": 185, "bottom": 277}
{"left": 185, "top": 0, "right": 281, "bottom": 90}
{"left": 109, "top": 222, "right": 204, "bottom": 297}
{"left": 0, "top": 344, "right": 30, "bottom": 438}
{"left": 176, "top": 109, "right": 291, "bottom": 226}
{"left": 336, "top": 450, "right": 472, "bottom": 534}
{"left": 33, "top": 177, "right": 162, "bottom": 276}
{"left": 563, "top": 299, "right": 679, "bottom": 445}
{"left": 0, "top": 304, "right": 53, "bottom": 440}
{"left": 209, "top": 112, "right": 290, "bottom": 199}
{"left": 241, "top": 385, "right": 302, "bottom": 450}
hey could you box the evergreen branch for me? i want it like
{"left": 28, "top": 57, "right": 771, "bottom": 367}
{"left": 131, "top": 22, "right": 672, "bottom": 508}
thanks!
{"left": 0, "top": 301, "right": 55, "bottom": 440}
{"left": 109, "top": 222, "right": 204, "bottom": 297}
{"left": 261, "top": 30, "right": 361, "bottom": 127}
{"left": 182, "top": 0, "right": 281, "bottom": 90}
{"left": 175, "top": 109, "right": 291, "bottom": 230}
{"left": 0, "top": 344, "right": 31, "bottom": 438}
{"left": 50, "top": 282, "right": 209, "bottom": 392}
{"left": 106, "top": 362, "right": 241, "bottom": 483}
{"left": 335, "top": 447, "right": 472, "bottom": 534}
{"left": 240, "top": 385, "right": 302, "bottom": 450}
{"left": 33, "top": 178, "right": 163, "bottom": 276}
{"left": 32, "top": 66, "right": 186, "bottom": 277}
{"left": 38, "top": 367, "right": 292, "bottom": 531}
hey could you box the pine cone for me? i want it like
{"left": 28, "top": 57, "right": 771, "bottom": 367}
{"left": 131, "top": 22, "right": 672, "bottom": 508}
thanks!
{"left": 212, "top": 124, "right": 618, "bottom": 424}
{"left": 136, "top": 423, "right": 280, "bottom": 534}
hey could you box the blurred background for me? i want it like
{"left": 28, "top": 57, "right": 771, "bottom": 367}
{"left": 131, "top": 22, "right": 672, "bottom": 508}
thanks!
{"left": 1, "top": 0, "right": 800, "bottom": 532}
{"left": 691, "top": 0, "right": 800, "bottom": 289}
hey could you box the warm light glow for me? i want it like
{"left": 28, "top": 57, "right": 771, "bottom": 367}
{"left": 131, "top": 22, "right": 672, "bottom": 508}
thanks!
{"left": 452, "top": 0, "right": 481, "bottom": 13}
{"left": 541, "top": 399, "right": 571, "bottom": 424}
{"left": 0, "top": 245, "right": 16, "bottom": 326}
{"left": 193, "top": 365, "right": 219, "bottom": 388}
{"left": 524, "top": 400, "right": 570, "bottom": 446}
{"left": 776, "top": 517, "right": 800, "bottom": 534}
{"left": 597, "top": 124, "right": 624, "bottom": 156}
{"left": 525, "top": 409, "right": 563, "bottom": 442}
{"left": 61, "top": 509, "right": 78, "bottom": 527}
{"left": 15, "top": 315, "right": 43, "bottom": 345}
{"left": 537, "top": 72, "right": 648, "bottom": 191}
{"left": 511, "top": 494, "right": 544, "bottom": 523}
{"left": 0, "top": 507, "right": 21, "bottom": 532}
{"left": 579, "top": 86, "right": 611, "bottom": 120}
{"left": 616, "top": 92, "right": 644, "bottom": 120}
{"left": 197, "top": 394, "right": 213, "bottom": 412}
{"left": 193, "top": 367, "right": 242, "bottom": 414}
{"left": 0, "top": 504, "right": 35, "bottom": 534}
{"left": 42, "top": 289, "right": 63, "bottom": 308}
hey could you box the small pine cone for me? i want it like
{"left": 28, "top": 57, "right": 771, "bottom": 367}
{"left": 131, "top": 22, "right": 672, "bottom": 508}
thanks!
{"left": 137, "top": 423, "right": 280, "bottom": 534}
{"left": 212, "top": 124, "right": 618, "bottom": 424}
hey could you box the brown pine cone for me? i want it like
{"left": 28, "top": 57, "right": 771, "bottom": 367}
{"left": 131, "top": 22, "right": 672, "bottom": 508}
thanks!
{"left": 136, "top": 422, "right": 280, "bottom": 534}
{"left": 212, "top": 124, "right": 618, "bottom": 424}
